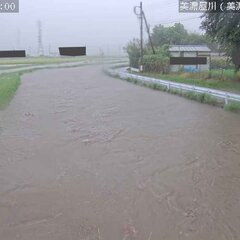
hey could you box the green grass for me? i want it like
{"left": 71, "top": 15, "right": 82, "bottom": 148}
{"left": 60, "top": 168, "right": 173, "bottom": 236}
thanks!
{"left": 140, "top": 70, "right": 240, "bottom": 94}
{"left": 210, "top": 69, "right": 240, "bottom": 81}
{"left": 0, "top": 56, "right": 92, "bottom": 65}
{"left": 0, "top": 56, "right": 127, "bottom": 66}
{"left": 0, "top": 73, "right": 21, "bottom": 109}
{"left": 224, "top": 102, "right": 240, "bottom": 113}
{"left": 0, "top": 65, "right": 26, "bottom": 70}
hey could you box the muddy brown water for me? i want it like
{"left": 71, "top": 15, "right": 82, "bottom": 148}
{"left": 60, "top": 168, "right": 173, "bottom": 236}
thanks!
{"left": 0, "top": 65, "right": 240, "bottom": 240}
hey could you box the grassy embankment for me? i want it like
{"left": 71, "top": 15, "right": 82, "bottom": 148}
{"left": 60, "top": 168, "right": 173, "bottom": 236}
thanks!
{"left": 143, "top": 69, "right": 240, "bottom": 113}
{"left": 0, "top": 56, "right": 127, "bottom": 66}
{"left": 140, "top": 69, "right": 240, "bottom": 93}
{"left": 0, "top": 56, "right": 92, "bottom": 66}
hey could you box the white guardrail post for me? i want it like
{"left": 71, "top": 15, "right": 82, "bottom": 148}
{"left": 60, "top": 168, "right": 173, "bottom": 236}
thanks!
{"left": 225, "top": 94, "right": 229, "bottom": 105}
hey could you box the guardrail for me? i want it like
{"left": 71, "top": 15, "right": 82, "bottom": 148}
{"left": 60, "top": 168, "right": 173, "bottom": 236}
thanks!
{"left": 106, "top": 67, "right": 240, "bottom": 104}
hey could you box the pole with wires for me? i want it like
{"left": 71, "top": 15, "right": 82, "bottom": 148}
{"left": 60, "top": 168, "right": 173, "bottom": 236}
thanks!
{"left": 142, "top": 11, "right": 155, "bottom": 55}
{"left": 134, "top": 2, "right": 144, "bottom": 72}
{"left": 134, "top": 2, "right": 156, "bottom": 72}
{"left": 140, "top": 2, "right": 143, "bottom": 72}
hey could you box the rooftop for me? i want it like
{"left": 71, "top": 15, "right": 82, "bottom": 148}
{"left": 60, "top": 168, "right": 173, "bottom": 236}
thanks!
{"left": 169, "top": 45, "right": 211, "bottom": 52}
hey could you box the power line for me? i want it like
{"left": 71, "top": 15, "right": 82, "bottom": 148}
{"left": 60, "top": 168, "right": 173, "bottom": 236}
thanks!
{"left": 149, "top": 2, "right": 179, "bottom": 9}
{"left": 155, "top": 3, "right": 179, "bottom": 11}
{"left": 144, "top": 2, "right": 202, "bottom": 26}
{"left": 134, "top": 2, "right": 156, "bottom": 70}
{"left": 158, "top": 16, "right": 201, "bottom": 25}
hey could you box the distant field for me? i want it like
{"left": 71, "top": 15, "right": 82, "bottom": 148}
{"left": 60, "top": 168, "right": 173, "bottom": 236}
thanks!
{"left": 0, "top": 56, "right": 127, "bottom": 69}
{"left": 0, "top": 56, "right": 94, "bottom": 65}
{"left": 0, "top": 65, "right": 28, "bottom": 70}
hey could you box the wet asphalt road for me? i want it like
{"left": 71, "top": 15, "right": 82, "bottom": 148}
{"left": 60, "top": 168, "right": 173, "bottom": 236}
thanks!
{"left": 0, "top": 65, "right": 240, "bottom": 240}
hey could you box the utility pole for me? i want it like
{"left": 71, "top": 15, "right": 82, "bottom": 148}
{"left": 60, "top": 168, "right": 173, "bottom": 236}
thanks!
{"left": 134, "top": 2, "right": 155, "bottom": 72}
{"left": 140, "top": 2, "right": 143, "bottom": 72}
{"left": 142, "top": 12, "right": 155, "bottom": 55}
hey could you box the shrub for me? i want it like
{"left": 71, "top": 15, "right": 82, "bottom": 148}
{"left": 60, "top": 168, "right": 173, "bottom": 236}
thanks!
{"left": 125, "top": 39, "right": 141, "bottom": 68}
{"left": 142, "top": 54, "right": 170, "bottom": 73}
{"left": 234, "top": 71, "right": 240, "bottom": 81}
{"left": 203, "top": 94, "right": 220, "bottom": 106}
{"left": 0, "top": 73, "right": 21, "bottom": 109}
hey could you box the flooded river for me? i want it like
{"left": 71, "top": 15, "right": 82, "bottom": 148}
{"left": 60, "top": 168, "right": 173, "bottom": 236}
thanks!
{"left": 0, "top": 66, "right": 240, "bottom": 240}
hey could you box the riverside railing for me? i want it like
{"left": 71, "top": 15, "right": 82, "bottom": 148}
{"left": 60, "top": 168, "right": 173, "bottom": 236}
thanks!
{"left": 106, "top": 67, "right": 240, "bottom": 105}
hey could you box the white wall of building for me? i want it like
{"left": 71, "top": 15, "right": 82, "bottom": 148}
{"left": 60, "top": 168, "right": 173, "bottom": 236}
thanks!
{"left": 170, "top": 51, "right": 210, "bottom": 73}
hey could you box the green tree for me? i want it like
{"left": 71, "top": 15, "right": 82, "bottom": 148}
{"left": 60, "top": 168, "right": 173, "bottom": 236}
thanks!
{"left": 186, "top": 33, "right": 206, "bottom": 44}
{"left": 124, "top": 39, "right": 144, "bottom": 68}
{"left": 151, "top": 23, "right": 188, "bottom": 46}
{"left": 146, "top": 44, "right": 170, "bottom": 57}
{"left": 151, "top": 23, "right": 218, "bottom": 49}
{"left": 201, "top": 5, "right": 240, "bottom": 71}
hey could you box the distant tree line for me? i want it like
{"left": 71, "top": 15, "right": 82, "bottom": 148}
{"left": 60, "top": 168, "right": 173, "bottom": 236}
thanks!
{"left": 151, "top": 23, "right": 217, "bottom": 50}
{"left": 201, "top": 2, "right": 240, "bottom": 72}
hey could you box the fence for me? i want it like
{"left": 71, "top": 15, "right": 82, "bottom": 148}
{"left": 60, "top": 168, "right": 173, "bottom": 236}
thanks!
{"left": 106, "top": 67, "right": 240, "bottom": 104}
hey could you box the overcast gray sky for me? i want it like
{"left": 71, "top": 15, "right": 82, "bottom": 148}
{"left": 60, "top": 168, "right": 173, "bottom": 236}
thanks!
{"left": 0, "top": 0, "right": 202, "bottom": 55}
